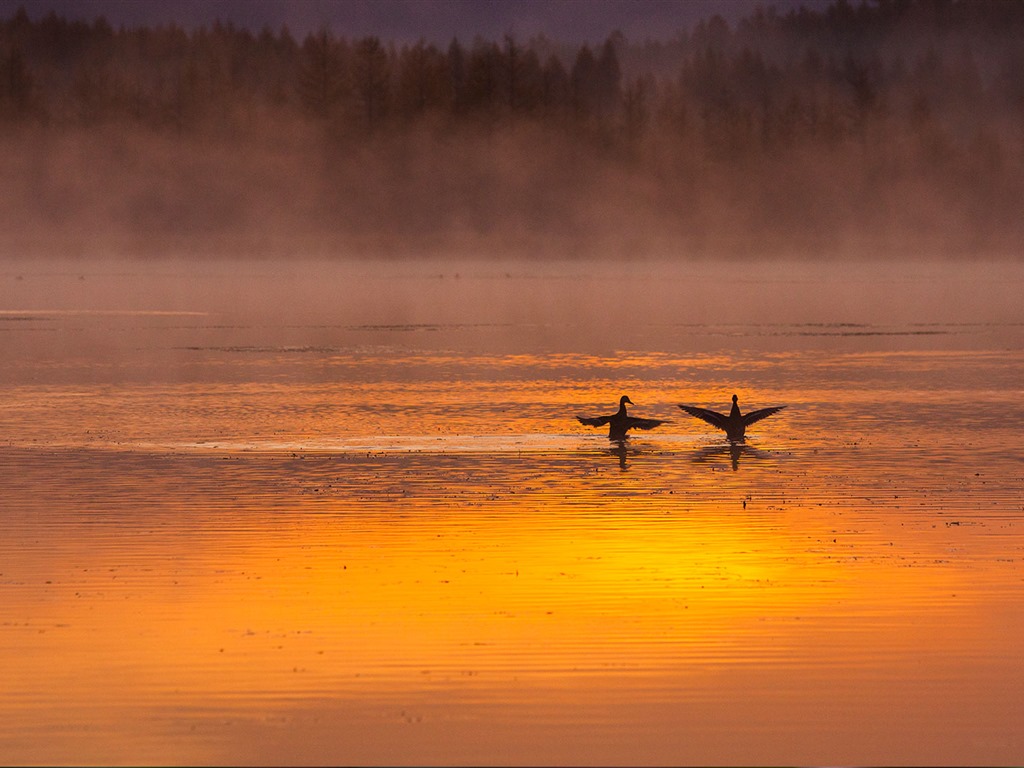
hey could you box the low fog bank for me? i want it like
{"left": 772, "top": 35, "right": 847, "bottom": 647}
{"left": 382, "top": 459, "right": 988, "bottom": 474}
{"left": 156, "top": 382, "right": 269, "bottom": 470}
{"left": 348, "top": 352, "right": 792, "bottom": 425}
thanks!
{"left": 2, "top": 116, "right": 1020, "bottom": 262}
{"left": 3, "top": 0, "right": 1023, "bottom": 261}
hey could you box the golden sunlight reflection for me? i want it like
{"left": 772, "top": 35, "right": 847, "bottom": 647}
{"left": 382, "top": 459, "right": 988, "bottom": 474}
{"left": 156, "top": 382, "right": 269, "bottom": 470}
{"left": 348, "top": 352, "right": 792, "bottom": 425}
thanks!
{"left": 3, "top": 433, "right": 1023, "bottom": 765}
{"left": 2, "top": 259, "right": 1024, "bottom": 765}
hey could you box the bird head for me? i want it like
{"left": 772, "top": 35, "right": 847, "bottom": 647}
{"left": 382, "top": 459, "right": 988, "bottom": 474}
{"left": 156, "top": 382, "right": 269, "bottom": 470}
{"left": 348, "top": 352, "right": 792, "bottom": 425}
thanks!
{"left": 732, "top": 394, "right": 738, "bottom": 403}
{"left": 621, "top": 395, "right": 633, "bottom": 406}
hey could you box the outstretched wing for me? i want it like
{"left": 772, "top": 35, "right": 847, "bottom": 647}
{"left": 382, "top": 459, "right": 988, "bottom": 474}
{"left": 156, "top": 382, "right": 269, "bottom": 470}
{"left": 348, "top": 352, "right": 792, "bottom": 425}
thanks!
{"left": 577, "top": 415, "right": 611, "bottom": 427}
{"left": 678, "top": 405, "right": 728, "bottom": 431}
{"left": 626, "top": 416, "right": 665, "bottom": 431}
{"left": 742, "top": 405, "right": 785, "bottom": 427}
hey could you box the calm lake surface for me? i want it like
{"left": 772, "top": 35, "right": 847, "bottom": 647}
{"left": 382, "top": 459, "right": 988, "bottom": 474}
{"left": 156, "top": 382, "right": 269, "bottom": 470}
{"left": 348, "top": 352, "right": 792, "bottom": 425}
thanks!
{"left": 2, "top": 258, "right": 1022, "bottom": 766}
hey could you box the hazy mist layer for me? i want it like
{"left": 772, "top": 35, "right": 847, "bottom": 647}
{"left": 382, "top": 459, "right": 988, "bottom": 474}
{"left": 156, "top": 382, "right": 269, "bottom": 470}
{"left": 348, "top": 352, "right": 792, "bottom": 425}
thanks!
{"left": 3, "top": 117, "right": 1019, "bottom": 260}
{"left": 1, "top": 1, "right": 1022, "bottom": 260}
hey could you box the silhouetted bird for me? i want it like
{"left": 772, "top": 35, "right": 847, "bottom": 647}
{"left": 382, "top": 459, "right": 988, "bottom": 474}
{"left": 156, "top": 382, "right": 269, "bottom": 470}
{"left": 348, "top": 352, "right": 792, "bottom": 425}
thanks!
{"left": 678, "top": 394, "right": 784, "bottom": 442}
{"left": 577, "top": 395, "right": 666, "bottom": 440}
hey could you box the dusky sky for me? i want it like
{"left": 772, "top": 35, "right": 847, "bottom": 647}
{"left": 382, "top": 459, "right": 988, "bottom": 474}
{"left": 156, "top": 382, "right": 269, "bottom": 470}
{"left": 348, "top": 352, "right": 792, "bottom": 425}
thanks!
{"left": 0, "top": 0, "right": 831, "bottom": 44}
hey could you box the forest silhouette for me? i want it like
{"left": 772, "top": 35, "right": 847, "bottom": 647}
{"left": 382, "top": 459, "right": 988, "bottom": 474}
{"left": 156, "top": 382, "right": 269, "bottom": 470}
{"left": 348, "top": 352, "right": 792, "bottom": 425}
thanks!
{"left": 1, "top": 0, "right": 1022, "bottom": 259}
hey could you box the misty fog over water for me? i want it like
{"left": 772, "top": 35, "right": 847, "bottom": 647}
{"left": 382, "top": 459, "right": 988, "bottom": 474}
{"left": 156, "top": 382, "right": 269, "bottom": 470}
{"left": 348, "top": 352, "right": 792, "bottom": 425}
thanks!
{"left": 2, "top": 0, "right": 1023, "bottom": 260}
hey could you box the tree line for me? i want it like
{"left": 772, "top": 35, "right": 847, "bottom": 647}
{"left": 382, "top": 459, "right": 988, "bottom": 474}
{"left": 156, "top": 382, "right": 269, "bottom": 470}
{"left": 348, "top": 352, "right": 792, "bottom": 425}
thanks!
{"left": 1, "top": 0, "right": 1023, "bottom": 257}
{"left": 1, "top": 1, "right": 1021, "bottom": 140}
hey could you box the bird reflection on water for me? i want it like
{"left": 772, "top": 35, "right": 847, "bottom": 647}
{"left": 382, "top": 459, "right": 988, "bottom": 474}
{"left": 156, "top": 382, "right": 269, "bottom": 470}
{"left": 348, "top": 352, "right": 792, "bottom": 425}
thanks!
{"left": 691, "top": 441, "right": 773, "bottom": 471}
{"left": 608, "top": 439, "right": 631, "bottom": 470}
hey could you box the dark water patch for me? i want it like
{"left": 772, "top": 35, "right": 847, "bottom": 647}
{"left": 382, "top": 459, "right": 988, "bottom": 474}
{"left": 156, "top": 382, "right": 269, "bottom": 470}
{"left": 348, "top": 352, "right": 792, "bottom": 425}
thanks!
{"left": 176, "top": 345, "right": 344, "bottom": 354}
{"left": 347, "top": 323, "right": 514, "bottom": 332}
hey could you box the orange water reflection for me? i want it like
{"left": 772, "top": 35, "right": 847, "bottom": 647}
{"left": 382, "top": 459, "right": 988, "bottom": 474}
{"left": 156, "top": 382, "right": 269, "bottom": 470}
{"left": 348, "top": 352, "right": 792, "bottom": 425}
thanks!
{"left": 3, "top": 260, "right": 1024, "bottom": 765}
{"left": 2, "top": 436, "right": 1022, "bottom": 765}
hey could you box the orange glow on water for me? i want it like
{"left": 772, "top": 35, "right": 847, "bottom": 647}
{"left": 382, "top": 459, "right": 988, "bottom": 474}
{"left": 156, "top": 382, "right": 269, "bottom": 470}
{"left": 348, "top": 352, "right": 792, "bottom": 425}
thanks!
{"left": 4, "top": 434, "right": 1022, "bottom": 765}
{"left": 2, "top": 260, "right": 1024, "bottom": 765}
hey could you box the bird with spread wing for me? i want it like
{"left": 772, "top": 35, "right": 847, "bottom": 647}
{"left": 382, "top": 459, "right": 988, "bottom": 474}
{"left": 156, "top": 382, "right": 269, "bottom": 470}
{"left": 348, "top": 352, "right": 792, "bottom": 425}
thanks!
{"left": 678, "top": 394, "right": 784, "bottom": 441}
{"left": 577, "top": 395, "right": 666, "bottom": 440}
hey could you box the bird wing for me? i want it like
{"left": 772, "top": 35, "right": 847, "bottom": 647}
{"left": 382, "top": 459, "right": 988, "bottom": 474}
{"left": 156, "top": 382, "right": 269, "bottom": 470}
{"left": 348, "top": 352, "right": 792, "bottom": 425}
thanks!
{"left": 742, "top": 405, "right": 785, "bottom": 427}
{"left": 577, "top": 415, "right": 611, "bottom": 427}
{"left": 626, "top": 416, "right": 665, "bottom": 431}
{"left": 678, "top": 405, "right": 728, "bottom": 431}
